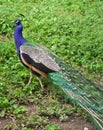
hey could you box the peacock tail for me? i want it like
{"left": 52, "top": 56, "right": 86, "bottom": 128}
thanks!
{"left": 39, "top": 45, "right": 103, "bottom": 130}
{"left": 48, "top": 56, "right": 103, "bottom": 129}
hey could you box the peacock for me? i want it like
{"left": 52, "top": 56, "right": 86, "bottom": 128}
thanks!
{"left": 13, "top": 19, "right": 103, "bottom": 130}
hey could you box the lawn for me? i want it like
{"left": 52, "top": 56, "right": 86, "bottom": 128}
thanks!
{"left": 0, "top": 0, "right": 103, "bottom": 129}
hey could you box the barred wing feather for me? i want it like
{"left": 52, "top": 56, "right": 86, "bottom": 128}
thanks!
{"left": 20, "top": 45, "right": 60, "bottom": 72}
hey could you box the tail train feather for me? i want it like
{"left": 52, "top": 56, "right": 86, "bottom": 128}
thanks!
{"left": 49, "top": 71, "right": 103, "bottom": 130}
{"left": 47, "top": 54, "right": 103, "bottom": 130}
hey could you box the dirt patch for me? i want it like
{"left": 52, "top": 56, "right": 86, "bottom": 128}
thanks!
{"left": 0, "top": 115, "right": 96, "bottom": 130}
{"left": 0, "top": 118, "right": 12, "bottom": 130}
{"left": 0, "top": 104, "right": 96, "bottom": 130}
{"left": 26, "top": 104, "right": 37, "bottom": 115}
{"left": 50, "top": 115, "right": 96, "bottom": 130}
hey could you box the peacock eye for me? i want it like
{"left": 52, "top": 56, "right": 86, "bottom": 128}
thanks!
{"left": 16, "top": 20, "right": 18, "bottom": 23}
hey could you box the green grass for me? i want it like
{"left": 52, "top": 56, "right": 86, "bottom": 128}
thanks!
{"left": 1, "top": 0, "right": 103, "bottom": 73}
{"left": 0, "top": 0, "right": 103, "bottom": 129}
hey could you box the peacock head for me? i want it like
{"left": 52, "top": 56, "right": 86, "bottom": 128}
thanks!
{"left": 14, "top": 19, "right": 21, "bottom": 25}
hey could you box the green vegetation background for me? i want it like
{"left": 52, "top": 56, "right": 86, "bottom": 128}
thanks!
{"left": 0, "top": 0, "right": 103, "bottom": 129}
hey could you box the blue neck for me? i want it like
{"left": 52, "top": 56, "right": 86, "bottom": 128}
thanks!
{"left": 14, "top": 24, "right": 26, "bottom": 55}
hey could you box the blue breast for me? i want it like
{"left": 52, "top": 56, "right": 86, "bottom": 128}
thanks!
{"left": 14, "top": 24, "right": 26, "bottom": 56}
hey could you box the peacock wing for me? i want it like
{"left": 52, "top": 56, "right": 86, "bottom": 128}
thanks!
{"left": 20, "top": 44, "right": 60, "bottom": 72}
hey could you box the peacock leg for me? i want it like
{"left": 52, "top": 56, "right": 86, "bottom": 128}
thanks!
{"left": 36, "top": 76, "right": 44, "bottom": 90}
{"left": 27, "top": 71, "right": 33, "bottom": 85}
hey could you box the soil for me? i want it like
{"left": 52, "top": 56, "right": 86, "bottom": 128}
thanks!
{"left": 0, "top": 118, "right": 12, "bottom": 130}
{"left": 0, "top": 104, "right": 96, "bottom": 130}
{"left": 50, "top": 116, "right": 96, "bottom": 130}
{"left": 0, "top": 115, "right": 96, "bottom": 130}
